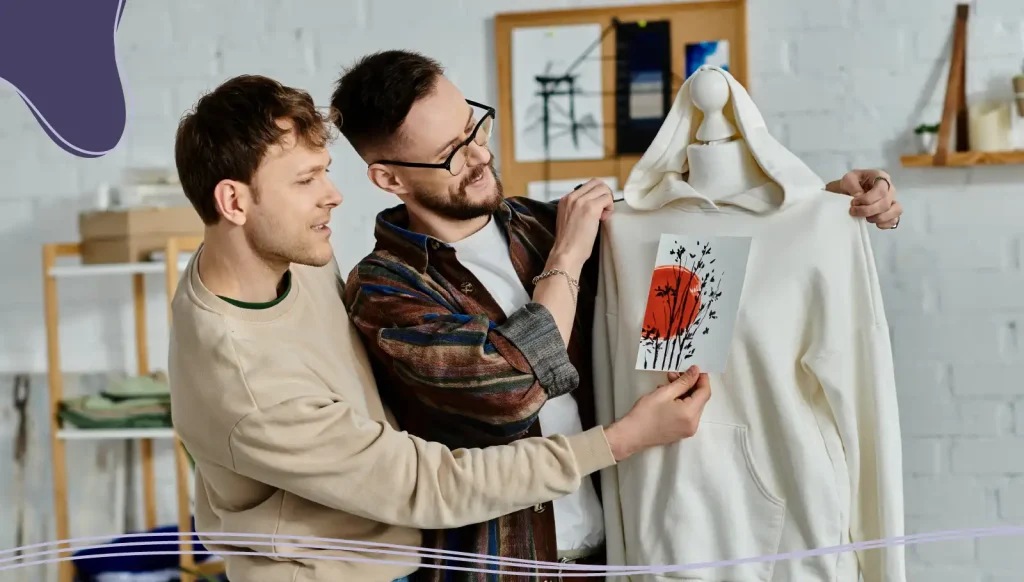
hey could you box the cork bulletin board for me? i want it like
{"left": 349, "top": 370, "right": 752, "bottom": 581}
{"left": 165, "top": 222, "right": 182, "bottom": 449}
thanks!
{"left": 493, "top": 1, "right": 748, "bottom": 201}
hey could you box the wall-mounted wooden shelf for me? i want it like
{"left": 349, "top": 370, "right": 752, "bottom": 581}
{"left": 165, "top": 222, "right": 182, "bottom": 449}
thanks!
{"left": 900, "top": 150, "right": 1024, "bottom": 167}
{"left": 897, "top": 4, "right": 1024, "bottom": 169}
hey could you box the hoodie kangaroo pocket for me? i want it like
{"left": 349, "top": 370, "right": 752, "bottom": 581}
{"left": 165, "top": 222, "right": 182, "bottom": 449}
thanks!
{"left": 619, "top": 421, "right": 787, "bottom": 582}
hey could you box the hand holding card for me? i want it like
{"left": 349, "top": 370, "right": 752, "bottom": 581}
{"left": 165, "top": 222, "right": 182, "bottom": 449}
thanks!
{"left": 635, "top": 233, "right": 752, "bottom": 374}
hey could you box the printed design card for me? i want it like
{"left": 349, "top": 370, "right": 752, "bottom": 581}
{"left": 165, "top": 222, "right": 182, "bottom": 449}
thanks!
{"left": 636, "top": 234, "right": 752, "bottom": 373}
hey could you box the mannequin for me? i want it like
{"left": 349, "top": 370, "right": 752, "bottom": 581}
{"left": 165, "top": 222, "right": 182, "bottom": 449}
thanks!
{"left": 685, "top": 68, "right": 771, "bottom": 198}
{"left": 592, "top": 65, "right": 906, "bottom": 582}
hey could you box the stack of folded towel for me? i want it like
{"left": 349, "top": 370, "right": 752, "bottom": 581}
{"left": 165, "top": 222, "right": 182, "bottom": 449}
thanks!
{"left": 59, "top": 371, "right": 172, "bottom": 430}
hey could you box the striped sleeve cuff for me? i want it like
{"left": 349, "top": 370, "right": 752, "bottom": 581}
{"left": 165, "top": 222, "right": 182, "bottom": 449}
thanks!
{"left": 496, "top": 302, "right": 579, "bottom": 398}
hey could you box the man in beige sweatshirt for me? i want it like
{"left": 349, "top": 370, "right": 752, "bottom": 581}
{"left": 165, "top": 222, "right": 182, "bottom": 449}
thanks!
{"left": 168, "top": 74, "right": 712, "bottom": 582}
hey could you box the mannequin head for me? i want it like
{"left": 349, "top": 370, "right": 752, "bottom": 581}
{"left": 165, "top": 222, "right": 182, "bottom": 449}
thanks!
{"left": 683, "top": 69, "right": 770, "bottom": 197}
{"left": 690, "top": 68, "right": 738, "bottom": 143}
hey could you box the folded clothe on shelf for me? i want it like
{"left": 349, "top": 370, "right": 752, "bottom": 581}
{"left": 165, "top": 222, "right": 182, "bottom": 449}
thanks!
{"left": 58, "top": 393, "right": 171, "bottom": 429}
{"left": 101, "top": 370, "right": 170, "bottom": 402}
{"left": 58, "top": 371, "right": 174, "bottom": 430}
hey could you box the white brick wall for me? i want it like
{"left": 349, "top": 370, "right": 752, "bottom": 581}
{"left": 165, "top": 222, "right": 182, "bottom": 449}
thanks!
{"left": 1, "top": 0, "right": 1023, "bottom": 579}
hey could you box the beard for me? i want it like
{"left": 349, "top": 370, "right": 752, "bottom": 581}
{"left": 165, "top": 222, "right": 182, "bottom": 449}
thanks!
{"left": 413, "top": 157, "right": 505, "bottom": 220}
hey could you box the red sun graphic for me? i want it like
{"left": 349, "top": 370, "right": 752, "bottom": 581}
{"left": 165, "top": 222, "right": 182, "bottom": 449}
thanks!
{"left": 643, "top": 265, "right": 702, "bottom": 342}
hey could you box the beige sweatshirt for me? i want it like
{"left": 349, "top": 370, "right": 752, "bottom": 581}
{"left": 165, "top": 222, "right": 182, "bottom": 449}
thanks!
{"left": 167, "top": 247, "right": 616, "bottom": 582}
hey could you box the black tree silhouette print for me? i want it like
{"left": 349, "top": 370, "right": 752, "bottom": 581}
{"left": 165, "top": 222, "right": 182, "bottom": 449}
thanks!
{"left": 639, "top": 239, "right": 724, "bottom": 371}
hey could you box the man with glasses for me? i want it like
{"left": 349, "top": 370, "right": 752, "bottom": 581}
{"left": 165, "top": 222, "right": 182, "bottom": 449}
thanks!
{"left": 330, "top": 50, "right": 904, "bottom": 581}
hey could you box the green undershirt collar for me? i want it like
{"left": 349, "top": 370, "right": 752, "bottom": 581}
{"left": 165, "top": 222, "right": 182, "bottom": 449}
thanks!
{"left": 217, "top": 271, "right": 292, "bottom": 310}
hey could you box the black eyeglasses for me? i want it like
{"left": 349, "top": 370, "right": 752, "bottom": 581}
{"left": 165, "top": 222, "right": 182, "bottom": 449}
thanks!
{"left": 371, "top": 99, "right": 495, "bottom": 176}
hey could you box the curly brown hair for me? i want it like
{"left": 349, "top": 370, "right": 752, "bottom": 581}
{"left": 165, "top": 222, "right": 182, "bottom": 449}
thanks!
{"left": 174, "top": 74, "right": 333, "bottom": 225}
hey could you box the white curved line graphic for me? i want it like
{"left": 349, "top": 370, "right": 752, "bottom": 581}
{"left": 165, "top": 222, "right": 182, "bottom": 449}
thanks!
{"left": 0, "top": 526, "right": 1021, "bottom": 577}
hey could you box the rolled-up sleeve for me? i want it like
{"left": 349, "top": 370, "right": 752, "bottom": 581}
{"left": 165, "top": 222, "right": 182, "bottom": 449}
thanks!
{"left": 343, "top": 259, "right": 579, "bottom": 441}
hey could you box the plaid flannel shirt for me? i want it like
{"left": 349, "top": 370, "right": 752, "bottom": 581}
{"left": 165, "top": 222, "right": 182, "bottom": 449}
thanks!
{"left": 343, "top": 196, "right": 603, "bottom": 582}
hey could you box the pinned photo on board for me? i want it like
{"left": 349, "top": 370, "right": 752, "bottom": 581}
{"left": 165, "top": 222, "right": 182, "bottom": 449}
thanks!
{"left": 636, "top": 233, "right": 751, "bottom": 374}
{"left": 685, "top": 40, "right": 730, "bottom": 79}
{"left": 510, "top": 23, "right": 606, "bottom": 162}
{"left": 614, "top": 19, "right": 672, "bottom": 155}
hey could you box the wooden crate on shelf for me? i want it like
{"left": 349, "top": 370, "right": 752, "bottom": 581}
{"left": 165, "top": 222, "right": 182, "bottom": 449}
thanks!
{"left": 78, "top": 206, "right": 204, "bottom": 265}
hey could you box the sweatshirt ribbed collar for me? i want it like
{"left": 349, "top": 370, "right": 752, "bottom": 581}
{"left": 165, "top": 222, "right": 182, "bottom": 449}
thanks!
{"left": 184, "top": 245, "right": 301, "bottom": 323}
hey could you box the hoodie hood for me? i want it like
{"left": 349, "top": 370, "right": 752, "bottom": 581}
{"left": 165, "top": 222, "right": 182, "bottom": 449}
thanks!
{"left": 622, "top": 65, "right": 826, "bottom": 212}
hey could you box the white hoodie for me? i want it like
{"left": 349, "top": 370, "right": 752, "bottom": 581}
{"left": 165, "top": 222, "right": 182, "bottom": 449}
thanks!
{"left": 592, "top": 66, "right": 906, "bottom": 582}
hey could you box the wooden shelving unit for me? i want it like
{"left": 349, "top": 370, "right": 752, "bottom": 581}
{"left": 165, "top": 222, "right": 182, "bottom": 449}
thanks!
{"left": 899, "top": 3, "right": 1024, "bottom": 168}
{"left": 42, "top": 236, "right": 221, "bottom": 582}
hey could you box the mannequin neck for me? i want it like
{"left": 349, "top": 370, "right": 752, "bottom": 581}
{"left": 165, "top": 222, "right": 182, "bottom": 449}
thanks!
{"left": 685, "top": 138, "right": 771, "bottom": 200}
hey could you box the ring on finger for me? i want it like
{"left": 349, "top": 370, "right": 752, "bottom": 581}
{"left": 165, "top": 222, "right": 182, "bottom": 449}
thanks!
{"left": 872, "top": 176, "right": 892, "bottom": 192}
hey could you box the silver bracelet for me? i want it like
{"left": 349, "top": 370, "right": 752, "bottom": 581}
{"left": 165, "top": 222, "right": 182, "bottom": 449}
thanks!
{"left": 533, "top": 268, "right": 580, "bottom": 308}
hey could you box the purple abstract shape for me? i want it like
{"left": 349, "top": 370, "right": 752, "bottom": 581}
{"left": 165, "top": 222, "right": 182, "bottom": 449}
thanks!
{"left": 0, "top": 0, "right": 127, "bottom": 158}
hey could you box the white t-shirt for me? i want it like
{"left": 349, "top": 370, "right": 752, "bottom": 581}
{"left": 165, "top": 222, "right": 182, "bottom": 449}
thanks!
{"left": 451, "top": 217, "right": 606, "bottom": 553}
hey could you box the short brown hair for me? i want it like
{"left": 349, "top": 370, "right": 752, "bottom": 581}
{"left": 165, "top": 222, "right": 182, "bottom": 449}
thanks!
{"left": 329, "top": 50, "right": 444, "bottom": 158}
{"left": 174, "top": 74, "right": 333, "bottom": 224}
